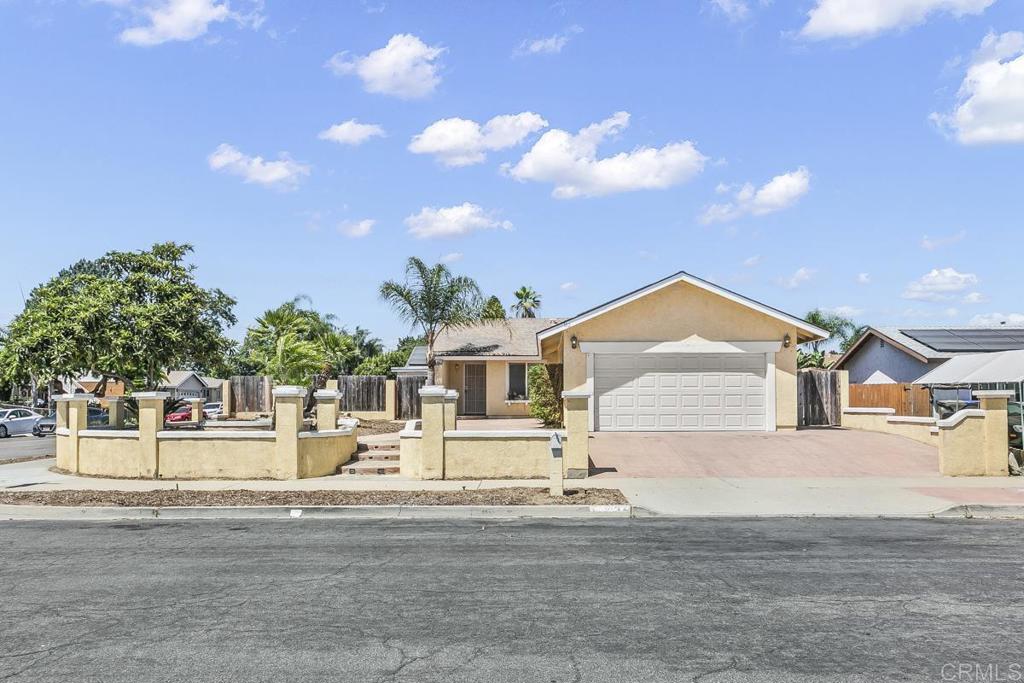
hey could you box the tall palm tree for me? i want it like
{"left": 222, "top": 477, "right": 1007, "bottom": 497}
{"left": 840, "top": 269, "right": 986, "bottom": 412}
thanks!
{"left": 802, "top": 309, "right": 858, "bottom": 354}
{"left": 512, "top": 286, "right": 541, "bottom": 319}
{"left": 379, "top": 257, "right": 483, "bottom": 385}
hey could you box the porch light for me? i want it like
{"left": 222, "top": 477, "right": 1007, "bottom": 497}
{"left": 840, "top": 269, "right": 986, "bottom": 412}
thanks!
{"left": 570, "top": 335, "right": 578, "bottom": 350}
{"left": 783, "top": 333, "right": 791, "bottom": 349}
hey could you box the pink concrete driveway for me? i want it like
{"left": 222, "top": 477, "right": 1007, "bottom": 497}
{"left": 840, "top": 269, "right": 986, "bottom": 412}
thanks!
{"left": 588, "top": 428, "right": 940, "bottom": 478}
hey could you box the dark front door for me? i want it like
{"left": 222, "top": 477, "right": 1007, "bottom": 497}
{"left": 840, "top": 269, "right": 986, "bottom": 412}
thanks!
{"left": 462, "top": 363, "right": 487, "bottom": 415}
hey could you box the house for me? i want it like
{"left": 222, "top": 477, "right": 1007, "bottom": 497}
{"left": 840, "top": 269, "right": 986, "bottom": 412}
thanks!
{"left": 833, "top": 326, "right": 1024, "bottom": 384}
{"left": 434, "top": 271, "right": 828, "bottom": 431}
{"left": 158, "top": 371, "right": 227, "bottom": 401}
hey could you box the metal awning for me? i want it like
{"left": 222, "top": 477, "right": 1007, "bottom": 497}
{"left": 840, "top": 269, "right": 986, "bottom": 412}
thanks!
{"left": 915, "top": 349, "right": 1024, "bottom": 385}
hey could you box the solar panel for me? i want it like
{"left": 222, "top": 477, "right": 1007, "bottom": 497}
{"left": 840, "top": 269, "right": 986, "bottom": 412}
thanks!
{"left": 901, "top": 328, "right": 1024, "bottom": 353}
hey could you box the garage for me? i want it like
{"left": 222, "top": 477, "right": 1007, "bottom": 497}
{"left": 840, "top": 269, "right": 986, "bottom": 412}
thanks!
{"left": 594, "top": 353, "right": 767, "bottom": 431}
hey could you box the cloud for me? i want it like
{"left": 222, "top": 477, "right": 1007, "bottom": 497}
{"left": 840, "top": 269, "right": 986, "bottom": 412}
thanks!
{"left": 962, "top": 291, "right": 988, "bottom": 304}
{"left": 777, "top": 266, "right": 814, "bottom": 289}
{"left": 931, "top": 31, "right": 1024, "bottom": 145}
{"left": 856, "top": 272, "right": 871, "bottom": 284}
{"left": 504, "top": 111, "right": 707, "bottom": 198}
{"left": 969, "top": 312, "right": 1024, "bottom": 326}
{"left": 440, "top": 252, "right": 463, "bottom": 263}
{"left": 325, "top": 34, "right": 444, "bottom": 99}
{"left": 560, "top": 281, "right": 578, "bottom": 291}
{"left": 902, "top": 267, "right": 978, "bottom": 301}
{"left": 699, "top": 166, "right": 810, "bottom": 224}
{"left": 405, "top": 203, "right": 513, "bottom": 239}
{"left": 515, "top": 25, "right": 582, "bottom": 55}
{"left": 921, "top": 229, "right": 967, "bottom": 250}
{"left": 709, "top": 0, "right": 750, "bottom": 22}
{"left": 800, "top": 0, "right": 994, "bottom": 41}
{"left": 902, "top": 306, "right": 959, "bottom": 319}
{"left": 338, "top": 219, "right": 375, "bottom": 238}
{"left": 742, "top": 255, "right": 761, "bottom": 267}
{"left": 409, "top": 113, "right": 548, "bottom": 167}
{"left": 117, "top": 0, "right": 232, "bottom": 46}
{"left": 207, "top": 143, "right": 309, "bottom": 189}
{"left": 318, "top": 119, "right": 385, "bottom": 146}
{"left": 828, "top": 305, "right": 864, "bottom": 317}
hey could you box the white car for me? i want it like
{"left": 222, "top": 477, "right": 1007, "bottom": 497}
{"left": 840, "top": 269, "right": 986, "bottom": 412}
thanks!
{"left": 203, "top": 402, "right": 223, "bottom": 419}
{"left": 0, "top": 408, "right": 42, "bottom": 438}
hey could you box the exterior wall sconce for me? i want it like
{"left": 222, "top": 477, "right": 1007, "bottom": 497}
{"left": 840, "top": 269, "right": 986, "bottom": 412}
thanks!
{"left": 570, "top": 335, "right": 579, "bottom": 350}
{"left": 783, "top": 333, "right": 791, "bottom": 349}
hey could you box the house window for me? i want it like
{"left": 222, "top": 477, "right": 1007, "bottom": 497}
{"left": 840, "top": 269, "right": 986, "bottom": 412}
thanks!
{"left": 507, "top": 363, "right": 535, "bottom": 401}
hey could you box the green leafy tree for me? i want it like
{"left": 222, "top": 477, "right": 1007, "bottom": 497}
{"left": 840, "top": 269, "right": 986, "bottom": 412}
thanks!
{"left": 527, "top": 364, "right": 562, "bottom": 426}
{"left": 0, "top": 243, "right": 236, "bottom": 393}
{"left": 353, "top": 350, "right": 411, "bottom": 377}
{"left": 481, "top": 295, "right": 506, "bottom": 321}
{"left": 248, "top": 332, "right": 323, "bottom": 385}
{"left": 379, "top": 257, "right": 483, "bottom": 385}
{"left": 511, "top": 286, "right": 541, "bottom": 318}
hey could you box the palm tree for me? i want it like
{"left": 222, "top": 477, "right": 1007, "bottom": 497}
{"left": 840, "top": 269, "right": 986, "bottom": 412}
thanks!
{"left": 249, "top": 332, "right": 323, "bottom": 385}
{"left": 379, "top": 257, "right": 483, "bottom": 385}
{"left": 512, "top": 286, "right": 541, "bottom": 318}
{"left": 802, "top": 309, "right": 857, "bottom": 353}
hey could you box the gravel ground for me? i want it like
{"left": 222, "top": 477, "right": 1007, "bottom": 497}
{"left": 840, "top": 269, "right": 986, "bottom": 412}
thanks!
{"left": 0, "top": 487, "right": 627, "bottom": 507}
{"left": 352, "top": 419, "right": 404, "bottom": 435}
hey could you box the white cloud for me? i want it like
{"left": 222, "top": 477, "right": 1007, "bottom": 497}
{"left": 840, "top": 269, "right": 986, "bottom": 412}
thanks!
{"left": 828, "top": 305, "right": 864, "bottom": 317}
{"left": 325, "top": 34, "right": 444, "bottom": 99}
{"left": 440, "top": 252, "right": 463, "bottom": 263}
{"left": 318, "top": 119, "right": 385, "bottom": 146}
{"left": 560, "top": 281, "right": 578, "bottom": 291}
{"left": 699, "top": 166, "right": 810, "bottom": 224}
{"left": 800, "top": 0, "right": 994, "bottom": 41}
{"left": 409, "top": 113, "right": 548, "bottom": 167}
{"left": 117, "top": 0, "right": 232, "bottom": 46}
{"left": 921, "top": 229, "right": 967, "bottom": 250}
{"left": 856, "top": 272, "right": 871, "bottom": 284}
{"left": 405, "top": 203, "right": 513, "bottom": 239}
{"left": 742, "top": 255, "right": 761, "bottom": 267}
{"left": 902, "top": 267, "right": 979, "bottom": 301}
{"left": 207, "top": 143, "right": 310, "bottom": 190}
{"left": 709, "top": 0, "right": 750, "bottom": 22}
{"left": 515, "top": 25, "right": 583, "bottom": 56}
{"left": 969, "top": 312, "right": 1024, "bottom": 326}
{"left": 504, "top": 111, "right": 707, "bottom": 199}
{"left": 777, "top": 266, "right": 815, "bottom": 289}
{"left": 931, "top": 31, "right": 1024, "bottom": 145}
{"left": 338, "top": 219, "right": 375, "bottom": 238}
{"left": 962, "top": 291, "right": 989, "bottom": 304}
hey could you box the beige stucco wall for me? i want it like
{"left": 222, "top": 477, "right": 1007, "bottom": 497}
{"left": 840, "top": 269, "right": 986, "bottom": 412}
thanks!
{"left": 158, "top": 438, "right": 276, "bottom": 479}
{"left": 442, "top": 435, "right": 550, "bottom": 479}
{"left": 438, "top": 360, "right": 533, "bottom": 417}
{"left": 557, "top": 280, "right": 800, "bottom": 429}
{"left": 297, "top": 433, "right": 357, "bottom": 478}
{"left": 78, "top": 436, "right": 143, "bottom": 477}
{"left": 841, "top": 412, "right": 939, "bottom": 447}
{"left": 938, "top": 415, "right": 986, "bottom": 476}
{"left": 399, "top": 432, "right": 422, "bottom": 478}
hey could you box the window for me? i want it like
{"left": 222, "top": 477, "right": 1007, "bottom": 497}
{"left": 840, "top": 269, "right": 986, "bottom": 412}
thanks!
{"left": 507, "top": 363, "right": 538, "bottom": 401}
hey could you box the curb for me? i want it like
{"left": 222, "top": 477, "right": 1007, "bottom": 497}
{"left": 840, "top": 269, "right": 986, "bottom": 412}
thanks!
{"left": 932, "top": 504, "right": 1024, "bottom": 519}
{"left": 0, "top": 503, "right": 634, "bottom": 521}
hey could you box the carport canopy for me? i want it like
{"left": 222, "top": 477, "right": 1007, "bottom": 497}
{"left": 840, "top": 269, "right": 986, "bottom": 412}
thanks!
{"left": 914, "top": 349, "right": 1024, "bottom": 384}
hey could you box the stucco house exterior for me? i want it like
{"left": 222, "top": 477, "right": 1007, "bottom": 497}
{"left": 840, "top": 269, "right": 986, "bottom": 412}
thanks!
{"left": 435, "top": 271, "right": 828, "bottom": 431}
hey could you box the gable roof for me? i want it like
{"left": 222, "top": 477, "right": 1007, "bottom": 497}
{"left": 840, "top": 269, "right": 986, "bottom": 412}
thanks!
{"left": 160, "top": 370, "right": 208, "bottom": 388}
{"left": 434, "top": 318, "right": 565, "bottom": 358}
{"left": 536, "top": 271, "right": 829, "bottom": 341}
{"left": 832, "top": 326, "right": 1024, "bottom": 370}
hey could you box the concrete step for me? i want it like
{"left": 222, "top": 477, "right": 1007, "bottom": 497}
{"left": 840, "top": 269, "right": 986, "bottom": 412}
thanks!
{"left": 358, "top": 441, "right": 400, "bottom": 452}
{"left": 356, "top": 450, "right": 399, "bottom": 462}
{"left": 338, "top": 460, "right": 400, "bottom": 476}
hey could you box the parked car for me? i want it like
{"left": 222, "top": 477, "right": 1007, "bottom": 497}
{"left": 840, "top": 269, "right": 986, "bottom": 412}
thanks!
{"left": 203, "top": 402, "right": 223, "bottom": 419}
{"left": 0, "top": 408, "right": 43, "bottom": 438}
{"left": 33, "top": 407, "right": 109, "bottom": 436}
{"left": 165, "top": 405, "right": 193, "bottom": 423}
{"left": 1009, "top": 402, "right": 1023, "bottom": 450}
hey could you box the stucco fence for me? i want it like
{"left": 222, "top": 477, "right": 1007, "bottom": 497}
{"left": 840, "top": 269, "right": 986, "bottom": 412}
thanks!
{"left": 54, "top": 387, "right": 357, "bottom": 480}
{"left": 835, "top": 371, "right": 1011, "bottom": 476}
{"left": 398, "top": 386, "right": 590, "bottom": 482}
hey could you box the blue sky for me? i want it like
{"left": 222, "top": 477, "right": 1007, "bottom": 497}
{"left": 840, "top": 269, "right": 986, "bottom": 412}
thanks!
{"left": 1, "top": 0, "right": 1022, "bottom": 346}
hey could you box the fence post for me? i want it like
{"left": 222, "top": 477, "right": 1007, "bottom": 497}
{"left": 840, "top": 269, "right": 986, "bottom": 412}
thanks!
{"left": 222, "top": 380, "right": 233, "bottom": 417}
{"left": 54, "top": 394, "right": 91, "bottom": 474}
{"left": 443, "top": 389, "right": 458, "bottom": 431}
{"left": 977, "top": 390, "right": 1012, "bottom": 476}
{"left": 107, "top": 397, "right": 125, "bottom": 429}
{"left": 188, "top": 398, "right": 205, "bottom": 423}
{"left": 273, "top": 386, "right": 305, "bottom": 480}
{"left": 561, "top": 387, "right": 591, "bottom": 478}
{"left": 386, "top": 379, "right": 397, "bottom": 420}
{"left": 314, "top": 389, "right": 340, "bottom": 430}
{"left": 419, "top": 386, "right": 447, "bottom": 480}
{"left": 135, "top": 392, "right": 169, "bottom": 478}
{"left": 549, "top": 433, "right": 564, "bottom": 496}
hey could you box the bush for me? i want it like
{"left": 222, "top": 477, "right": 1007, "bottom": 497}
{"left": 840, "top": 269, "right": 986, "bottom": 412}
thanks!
{"left": 528, "top": 364, "right": 563, "bottom": 427}
{"left": 353, "top": 350, "right": 410, "bottom": 378}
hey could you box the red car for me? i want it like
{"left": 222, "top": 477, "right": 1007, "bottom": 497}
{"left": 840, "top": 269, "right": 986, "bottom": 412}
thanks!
{"left": 165, "top": 405, "right": 193, "bottom": 423}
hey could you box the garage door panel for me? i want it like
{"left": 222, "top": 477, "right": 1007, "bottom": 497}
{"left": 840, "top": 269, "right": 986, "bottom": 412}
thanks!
{"left": 595, "top": 353, "right": 768, "bottom": 432}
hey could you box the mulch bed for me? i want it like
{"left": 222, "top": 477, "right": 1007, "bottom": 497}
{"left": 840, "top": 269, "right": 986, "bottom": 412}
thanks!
{"left": 352, "top": 419, "right": 405, "bottom": 436}
{"left": 0, "top": 487, "right": 627, "bottom": 508}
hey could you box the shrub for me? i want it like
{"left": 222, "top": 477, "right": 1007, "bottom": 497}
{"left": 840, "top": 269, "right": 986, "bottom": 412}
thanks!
{"left": 528, "top": 364, "right": 563, "bottom": 427}
{"left": 353, "top": 350, "right": 410, "bottom": 378}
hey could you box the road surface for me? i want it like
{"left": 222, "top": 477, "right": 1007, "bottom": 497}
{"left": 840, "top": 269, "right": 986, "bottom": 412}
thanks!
{"left": 0, "top": 435, "right": 54, "bottom": 462}
{"left": 2, "top": 518, "right": 1022, "bottom": 681}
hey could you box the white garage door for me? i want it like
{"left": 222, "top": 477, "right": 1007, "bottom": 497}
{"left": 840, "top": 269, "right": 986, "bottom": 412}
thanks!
{"left": 594, "top": 353, "right": 767, "bottom": 431}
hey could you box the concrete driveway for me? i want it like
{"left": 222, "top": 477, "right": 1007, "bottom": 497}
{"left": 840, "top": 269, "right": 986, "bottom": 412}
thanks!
{"left": 588, "top": 428, "right": 940, "bottom": 478}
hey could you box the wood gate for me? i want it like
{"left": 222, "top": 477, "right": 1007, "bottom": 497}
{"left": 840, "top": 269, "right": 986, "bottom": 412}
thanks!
{"left": 229, "top": 376, "right": 273, "bottom": 414}
{"left": 849, "top": 383, "right": 931, "bottom": 417}
{"left": 396, "top": 375, "right": 427, "bottom": 420}
{"left": 797, "top": 370, "right": 841, "bottom": 427}
{"left": 337, "top": 375, "right": 386, "bottom": 412}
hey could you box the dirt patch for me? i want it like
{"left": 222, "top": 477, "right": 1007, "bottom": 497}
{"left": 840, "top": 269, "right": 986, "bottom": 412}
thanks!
{"left": 354, "top": 419, "right": 405, "bottom": 436}
{"left": 0, "top": 487, "right": 627, "bottom": 507}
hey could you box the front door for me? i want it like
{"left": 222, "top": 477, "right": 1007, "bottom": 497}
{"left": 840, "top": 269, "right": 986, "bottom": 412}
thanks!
{"left": 462, "top": 363, "right": 487, "bottom": 415}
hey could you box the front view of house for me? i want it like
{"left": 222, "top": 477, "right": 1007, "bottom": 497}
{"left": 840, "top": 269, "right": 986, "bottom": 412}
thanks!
{"left": 432, "top": 271, "right": 828, "bottom": 431}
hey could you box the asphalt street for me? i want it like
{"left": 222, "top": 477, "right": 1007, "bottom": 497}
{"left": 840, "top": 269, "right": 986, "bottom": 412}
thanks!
{"left": 0, "top": 435, "right": 54, "bottom": 462}
{"left": 2, "top": 518, "right": 1023, "bottom": 682}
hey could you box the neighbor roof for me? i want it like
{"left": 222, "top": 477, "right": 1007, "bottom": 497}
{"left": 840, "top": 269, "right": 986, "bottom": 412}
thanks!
{"left": 536, "top": 271, "right": 829, "bottom": 341}
{"left": 160, "top": 370, "right": 207, "bottom": 388}
{"left": 434, "top": 318, "right": 566, "bottom": 358}
{"left": 834, "top": 326, "right": 1024, "bottom": 369}
{"left": 406, "top": 345, "right": 428, "bottom": 366}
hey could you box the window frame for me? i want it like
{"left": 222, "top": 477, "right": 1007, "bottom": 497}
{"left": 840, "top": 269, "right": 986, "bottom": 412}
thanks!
{"left": 505, "top": 362, "right": 540, "bottom": 402}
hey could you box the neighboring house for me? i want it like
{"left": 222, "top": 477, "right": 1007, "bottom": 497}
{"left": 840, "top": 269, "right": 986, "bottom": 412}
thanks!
{"left": 393, "top": 345, "right": 428, "bottom": 378}
{"left": 435, "top": 271, "right": 828, "bottom": 431}
{"left": 159, "top": 371, "right": 226, "bottom": 400}
{"left": 834, "top": 327, "right": 1024, "bottom": 384}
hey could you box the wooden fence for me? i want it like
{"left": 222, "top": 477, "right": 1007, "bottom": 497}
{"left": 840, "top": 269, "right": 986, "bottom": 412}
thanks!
{"left": 850, "top": 383, "right": 931, "bottom": 417}
{"left": 397, "top": 375, "right": 426, "bottom": 420}
{"left": 337, "top": 375, "right": 387, "bottom": 412}
{"left": 797, "top": 369, "right": 841, "bottom": 427}
{"left": 229, "top": 376, "right": 272, "bottom": 414}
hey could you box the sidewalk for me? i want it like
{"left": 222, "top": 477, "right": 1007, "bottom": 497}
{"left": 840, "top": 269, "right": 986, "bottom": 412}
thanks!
{"left": 3, "top": 457, "right": 1023, "bottom": 517}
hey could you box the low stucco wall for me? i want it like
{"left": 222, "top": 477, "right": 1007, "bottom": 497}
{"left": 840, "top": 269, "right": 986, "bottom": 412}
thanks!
{"left": 937, "top": 412, "right": 986, "bottom": 476}
{"left": 399, "top": 432, "right": 422, "bottom": 478}
{"left": 842, "top": 410, "right": 938, "bottom": 447}
{"left": 441, "top": 432, "right": 553, "bottom": 479}
{"left": 158, "top": 435, "right": 276, "bottom": 479}
{"left": 79, "top": 434, "right": 143, "bottom": 477}
{"left": 298, "top": 431, "right": 357, "bottom": 478}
